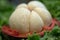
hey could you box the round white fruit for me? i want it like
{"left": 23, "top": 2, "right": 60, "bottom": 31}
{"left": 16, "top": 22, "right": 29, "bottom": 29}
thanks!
{"left": 9, "top": 1, "right": 52, "bottom": 34}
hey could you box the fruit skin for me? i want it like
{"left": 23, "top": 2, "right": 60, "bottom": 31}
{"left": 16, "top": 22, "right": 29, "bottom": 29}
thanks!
{"left": 28, "top": 1, "right": 47, "bottom": 10}
{"left": 30, "top": 11, "right": 44, "bottom": 32}
{"left": 9, "top": 1, "right": 52, "bottom": 34}
{"left": 28, "top": 1, "right": 52, "bottom": 26}
{"left": 34, "top": 7, "right": 52, "bottom": 26}
{"left": 9, "top": 8, "right": 30, "bottom": 34}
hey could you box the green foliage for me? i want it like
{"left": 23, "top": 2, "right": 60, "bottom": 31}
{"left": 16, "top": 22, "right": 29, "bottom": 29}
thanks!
{"left": 0, "top": 36, "right": 2, "bottom": 40}
{"left": 0, "top": 0, "right": 14, "bottom": 27}
{"left": 0, "top": 1, "right": 14, "bottom": 40}
{"left": 50, "top": 26, "right": 60, "bottom": 37}
{"left": 28, "top": 32, "right": 40, "bottom": 40}
{"left": 41, "top": 26, "right": 60, "bottom": 40}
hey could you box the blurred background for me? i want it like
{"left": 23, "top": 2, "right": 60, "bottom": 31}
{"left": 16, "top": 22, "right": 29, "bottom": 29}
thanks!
{"left": 0, "top": 0, "right": 60, "bottom": 40}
